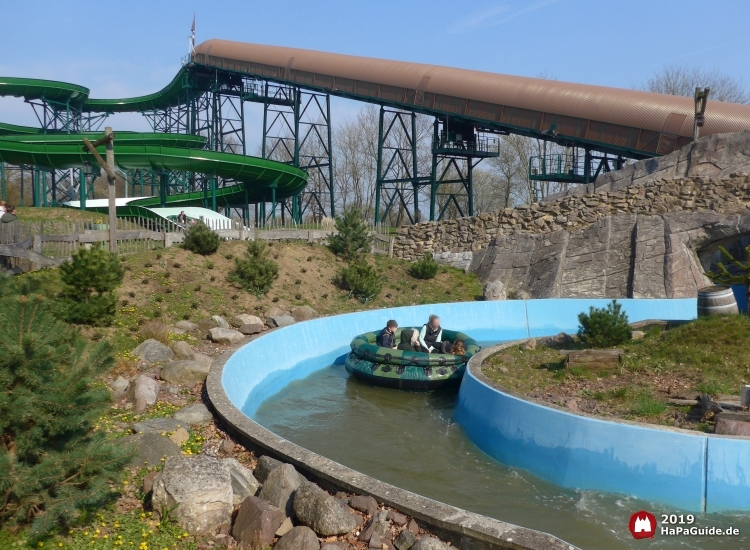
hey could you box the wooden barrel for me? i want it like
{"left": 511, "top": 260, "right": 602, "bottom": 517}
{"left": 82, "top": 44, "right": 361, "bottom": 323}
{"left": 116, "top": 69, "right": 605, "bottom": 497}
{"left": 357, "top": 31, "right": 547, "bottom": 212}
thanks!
{"left": 697, "top": 286, "right": 739, "bottom": 317}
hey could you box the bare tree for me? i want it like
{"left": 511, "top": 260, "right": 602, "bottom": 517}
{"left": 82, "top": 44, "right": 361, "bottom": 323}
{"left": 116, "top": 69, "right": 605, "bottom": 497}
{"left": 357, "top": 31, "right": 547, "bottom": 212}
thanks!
{"left": 640, "top": 64, "right": 750, "bottom": 104}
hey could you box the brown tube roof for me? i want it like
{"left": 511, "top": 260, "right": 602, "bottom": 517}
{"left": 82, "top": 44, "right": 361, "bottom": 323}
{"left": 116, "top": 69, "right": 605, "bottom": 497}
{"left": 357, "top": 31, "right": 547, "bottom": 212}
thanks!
{"left": 194, "top": 39, "right": 750, "bottom": 157}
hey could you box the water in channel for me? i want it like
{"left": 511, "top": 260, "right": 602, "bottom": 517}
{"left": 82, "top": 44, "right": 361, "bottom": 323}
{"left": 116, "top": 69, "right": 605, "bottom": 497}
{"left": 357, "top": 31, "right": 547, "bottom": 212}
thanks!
{"left": 251, "top": 360, "right": 750, "bottom": 550}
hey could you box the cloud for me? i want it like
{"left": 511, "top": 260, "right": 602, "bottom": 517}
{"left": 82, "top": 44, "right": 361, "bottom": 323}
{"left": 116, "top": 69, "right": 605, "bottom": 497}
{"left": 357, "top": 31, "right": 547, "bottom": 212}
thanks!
{"left": 448, "top": 0, "right": 560, "bottom": 34}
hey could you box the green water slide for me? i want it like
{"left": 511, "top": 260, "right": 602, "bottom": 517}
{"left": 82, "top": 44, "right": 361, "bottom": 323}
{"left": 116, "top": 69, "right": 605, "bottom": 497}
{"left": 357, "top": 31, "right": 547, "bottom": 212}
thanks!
{"left": 0, "top": 74, "right": 307, "bottom": 213}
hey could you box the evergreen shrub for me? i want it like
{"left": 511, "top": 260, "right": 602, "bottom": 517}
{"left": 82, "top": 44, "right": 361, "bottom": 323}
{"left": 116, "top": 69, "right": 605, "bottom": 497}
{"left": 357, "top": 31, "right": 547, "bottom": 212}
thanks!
{"left": 182, "top": 221, "right": 220, "bottom": 255}
{"left": 577, "top": 299, "right": 631, "bottom": 348}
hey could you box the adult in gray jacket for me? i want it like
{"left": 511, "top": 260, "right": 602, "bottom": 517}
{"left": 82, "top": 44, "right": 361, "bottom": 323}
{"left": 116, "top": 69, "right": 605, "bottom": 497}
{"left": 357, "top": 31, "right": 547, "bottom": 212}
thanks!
{"left": 419, "top": 314, "right": 443, "bottom": 353}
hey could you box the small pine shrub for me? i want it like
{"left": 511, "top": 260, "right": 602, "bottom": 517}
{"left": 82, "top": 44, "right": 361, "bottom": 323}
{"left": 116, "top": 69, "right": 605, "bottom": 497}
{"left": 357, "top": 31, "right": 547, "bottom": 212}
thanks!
{"left": 59, "top": 246, "right": 124, "bottom": 326}
{"left": 0, "top": 296, "right": 133, "bottom": 539}
{"left": 272, "top": 297, "right": 279, "bottom": 303}
{"left": 128, "top": 291, "right": 136, "bottom": 298}
{"left": 205, "top": 261, "right": 215, "bottom": 270}
{"left": 172, "top": 262, "right": 182, "bottom": 268}
{"left": 210, "top": 275, "right": 216, "bottom": 282}
{"left": 577, "top": 299, "right": 631, "bottom": 348}
{"left": 409, "top": 252, "right": 439, "bottom": 280}
{"left": 183, "top": 221, "right": 220, "bottom": 255}
{"left": 295, "top": 293, "right": 302, "bottom": 300}
{"left": 295, "top": 279, "right": 302, "bottom": 285}
{"left": 334, "top": 259, "right": 382, "bottom": 302}
{"left": 328, "top": 208, "right": 373, "bottom": 261}
{"left": 227, "top": 239, "right": 279, "bottom": 297}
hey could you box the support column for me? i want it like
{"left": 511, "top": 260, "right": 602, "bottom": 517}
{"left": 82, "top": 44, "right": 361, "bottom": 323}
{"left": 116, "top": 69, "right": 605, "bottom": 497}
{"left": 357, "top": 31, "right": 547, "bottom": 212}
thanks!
{"left": 374, "top": 107, "right": 385, "bottom": 224}
{"left": 584, "top": 148, "right": 592, "bottom": 185}
{"left": 243, "top": 184, "right": 250, "bottom": 227}
{"left": 293, "top": 194, "right": 300, "bottom": 223}
{"left": 327, "top": 93, "right": 334, "bottom": 218}
{"left": 210, "top": 176, "right": 217, "bottom": 212}
{"left": 159, "top": 171, "right": 167, "bottom": 208}
{"left": 467, "top": 160, "right": 474, "bottom": 216}
{"left": 0, "top": 162, "right": 5, "bottom": 202}
{"left": 429, "top": 119, "right": 439, "bottom": 221}
{"left": 293, "top": 88, "right": 301, "bottom": 168}
{"left": 411, "top": 112, "right": 419, "bottom": 221}
{"left": 51, "top": 170, "right": 57, "bottom": 206}
{"left": 79, "top": 168, "right": 87, "bottom": 211}
{"left": 271, "top": 183, "right": 277, "bottom": 223}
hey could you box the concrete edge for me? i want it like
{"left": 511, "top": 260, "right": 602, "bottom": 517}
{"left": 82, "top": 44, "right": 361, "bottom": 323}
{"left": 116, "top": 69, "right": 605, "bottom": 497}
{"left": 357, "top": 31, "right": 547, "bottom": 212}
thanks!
{"left": 469, "top": 339, "right": 750, "bottom": 441}
{"left": 206, "top": 335, "right": 580, "bottom": 550}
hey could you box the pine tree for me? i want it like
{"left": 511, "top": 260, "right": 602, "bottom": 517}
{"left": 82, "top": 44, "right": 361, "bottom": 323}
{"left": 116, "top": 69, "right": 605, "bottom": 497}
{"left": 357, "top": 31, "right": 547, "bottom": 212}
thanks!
{"left": 328, "top": 208, "right": 373, "bottom": 261}
{"left": 577, "top": 299, "right": 631, "bottom": 348}
{"left": 0, "top": 295, "right": 133, "bottom": 539}
{"left": 59, "top": 246, "right": 124, "bottom": 326}
{"left": 227, "top": 239, "right": 279, "bottom": 297}
{"left": 182, "top": 221, "right": 220, "bottom": 255}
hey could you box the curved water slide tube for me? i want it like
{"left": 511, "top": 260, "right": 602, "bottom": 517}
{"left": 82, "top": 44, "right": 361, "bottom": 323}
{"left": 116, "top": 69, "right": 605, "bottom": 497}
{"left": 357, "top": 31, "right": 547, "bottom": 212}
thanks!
{"left": 0, "top": 76, "right": 307, "bottom": 218}
{"left": 193, "top": 40, "right": 750, "bottom": 158}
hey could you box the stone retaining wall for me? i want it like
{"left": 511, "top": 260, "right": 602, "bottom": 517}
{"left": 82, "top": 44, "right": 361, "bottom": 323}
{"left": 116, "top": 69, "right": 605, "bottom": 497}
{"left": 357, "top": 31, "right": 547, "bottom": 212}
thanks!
{"left": 393, "top": 173, "right": 750, "bottom": 261}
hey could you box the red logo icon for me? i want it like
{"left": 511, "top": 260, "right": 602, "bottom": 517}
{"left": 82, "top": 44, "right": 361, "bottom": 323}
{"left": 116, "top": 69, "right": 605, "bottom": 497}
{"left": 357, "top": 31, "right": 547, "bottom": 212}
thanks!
{"left": 629, "top": 510, "right": 657, "bottom": 539}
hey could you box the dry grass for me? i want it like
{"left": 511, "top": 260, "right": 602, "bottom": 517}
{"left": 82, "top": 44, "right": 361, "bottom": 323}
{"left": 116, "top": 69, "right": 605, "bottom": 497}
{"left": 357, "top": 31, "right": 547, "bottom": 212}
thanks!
{"left": 138, "top": 321, "right": 171, "bottom": 344}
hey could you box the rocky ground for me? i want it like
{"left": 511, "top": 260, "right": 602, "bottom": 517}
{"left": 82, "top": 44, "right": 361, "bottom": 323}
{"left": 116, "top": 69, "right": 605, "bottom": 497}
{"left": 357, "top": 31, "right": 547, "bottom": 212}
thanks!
{"left": 96, "top": 309, "right": 456, "bottom": 550}
{"left": 482, "top": 317, "right": 750, "bottom": 434}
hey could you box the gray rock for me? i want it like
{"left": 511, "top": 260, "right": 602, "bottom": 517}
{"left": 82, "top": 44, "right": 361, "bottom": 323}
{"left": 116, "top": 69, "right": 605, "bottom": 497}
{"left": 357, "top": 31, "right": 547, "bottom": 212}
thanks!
{"left": 522, "top": 338, "right": 537, "bottom": 351}
{"left": 254, "top": 455, "right": 284, "bottom": 483}
{"left": 173, "top": 403, "right": 213, "bottom": 425}
{"left": 120, "top": 432, "right": 181, "bottom": 467}
{"left": 133, "top": 339, "right": 174, "bottom": 363}
{"left": 223, "top": 457, "right": 260, "bottom": 505}
{"left": 232, "top": 313, "right": 264, "bottom": 327}
{"left": 276, "top": 517, "right": 294, "bottom": 537}
{"left": 175, "top": 320, "right": 199, "bottom": 332}
{"left": 168, "top": 326, "right": 186, "bottom": 335}
{"left": 232, "top": 495, "right": 286, "bottom": 548}
{"left": 258, "top": 463, "right": 302, "bottom": 517}
{"left": 349, "top": 495, "right": 378, "bottom": 517}
{"left": 142, "top": 471, "right": 159, "bottom": 494}
{"left": 268, "top": 314, "right": 295, "bottom": 328}
{"left": 212, "top": 315, "right": 230, "bottom": 329}
{"left": 274, "top": 526, "right": 320, "bottom": 550}
{"left": 171, "top": 340, "right": 195, "bottom": 360}
{"left": 160, "top": 360, "right": 210, "bottom": 385}
{"left": 127, "top": 375, "right": 160, "bottom": 412}
{"left": 631, "top": 330, "right": 646, "bottom": 340}
{"left": 290, "top": 305, "right": 318, "bottom": 322}
{"left": 109, "top": 376, "right": 129, "bottom": 400}
{"left": 131, "top": 417, "right": 183, "bottom": 434}
{"left": 152, "top": 455, "right": 233, "bottom": 535}
{"left": 265, "top": 306, "right": 290, "bottom": 319}
{"left": 238, "top": 323, "right": 264, "bottom": 335}
{"left": 388, "top": 510, "right": 407, "bottom": 526}
{"left": 411, "top": 538, "right": 449, "bottom": 550}
{"left": 192, "top": 352, "right": 213, "bottom": 367}
{"left": 293, "top": 482, "right": 357, "bottom": 536}
{"left": 369, "top": 533, "right": 382, "bottom": 549}
{"left": 483, "top": 280, "right": 506, "bottom": 301}
{"left": 360, "top": 510, "right": 389, "bottom": 541}
{"left": 208, "top": 327, "right": 245, "bottom": 344}
{"left": 394, "top": 529, "right": 417, "bottom": 550}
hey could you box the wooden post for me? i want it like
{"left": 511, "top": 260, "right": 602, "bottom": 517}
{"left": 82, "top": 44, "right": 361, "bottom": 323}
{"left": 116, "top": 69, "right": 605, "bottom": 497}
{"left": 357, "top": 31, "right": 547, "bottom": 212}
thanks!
{"left": 105, "top": 127, "right": 117, "bottom": 252}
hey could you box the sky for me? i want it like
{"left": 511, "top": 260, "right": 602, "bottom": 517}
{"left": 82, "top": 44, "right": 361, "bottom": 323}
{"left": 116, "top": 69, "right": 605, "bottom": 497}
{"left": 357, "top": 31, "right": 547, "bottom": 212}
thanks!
{"left": 1, "top": 0, "right": 749, "bottom": 152}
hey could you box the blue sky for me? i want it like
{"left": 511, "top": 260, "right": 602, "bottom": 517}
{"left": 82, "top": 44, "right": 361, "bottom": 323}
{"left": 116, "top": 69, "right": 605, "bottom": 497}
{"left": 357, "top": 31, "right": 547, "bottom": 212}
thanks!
{"left": 2, "top": 0, "right": 749, "bottom": 151}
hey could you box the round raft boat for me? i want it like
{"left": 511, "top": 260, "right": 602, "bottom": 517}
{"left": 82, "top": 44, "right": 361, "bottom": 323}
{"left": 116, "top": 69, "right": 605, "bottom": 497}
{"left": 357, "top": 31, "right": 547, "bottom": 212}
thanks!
{"left": 345, "top": 328, "right": 480, "bottom": 390}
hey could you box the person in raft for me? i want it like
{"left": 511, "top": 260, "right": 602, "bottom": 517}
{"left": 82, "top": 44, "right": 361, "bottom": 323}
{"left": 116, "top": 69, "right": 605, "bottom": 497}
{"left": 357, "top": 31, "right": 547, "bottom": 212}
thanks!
{"left": 419, "top": 314, "right": 448, "bottom": 353}
{"left": 377, "top": 319, "right": 398, "bottom": 349}
{"left": 397, "top": 328, "right": 420, "bottom": 351}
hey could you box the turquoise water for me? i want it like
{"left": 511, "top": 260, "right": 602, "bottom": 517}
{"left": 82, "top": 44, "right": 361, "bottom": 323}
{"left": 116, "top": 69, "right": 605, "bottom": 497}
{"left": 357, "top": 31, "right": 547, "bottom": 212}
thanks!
{"left": 252, "top": 361, "right": 750, "bottom": 550}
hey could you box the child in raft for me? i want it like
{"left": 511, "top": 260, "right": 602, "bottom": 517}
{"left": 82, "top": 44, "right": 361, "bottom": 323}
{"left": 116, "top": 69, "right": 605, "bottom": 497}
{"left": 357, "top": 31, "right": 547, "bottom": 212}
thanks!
{"left": 397, "top": 328, "right": 420, "bottom": 351}
{"left": 377, "top": 319, "right": 398, "bottom": 349}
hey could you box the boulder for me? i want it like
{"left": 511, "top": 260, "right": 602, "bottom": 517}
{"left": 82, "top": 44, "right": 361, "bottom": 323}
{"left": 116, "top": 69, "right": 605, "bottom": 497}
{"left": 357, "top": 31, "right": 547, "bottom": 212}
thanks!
{"left": 254, "top": 455, "right": 284, "bottom": 483}
{"left": 265, "top": 306, "right": 290, "bottom": 319}
{"left": 193, "top": 352, "right": 213, "bottom": 367}
{"left": 293, "top": 482, "right": 357, "bottom": 536}
{"left": 349, "top": 495, "right": 378, "bottom": 517}
{"left": 290, "top": 305, "right": 318, "bottom": 322}
{"left": 127, "top": 375, "right": 160, "bottom": 412}
{"left": 388, "top": 510, "right": 408, "bottom": 526}
{"left": 268, "top": 315, "right": 296, "bottom": 328}
{"left": 120, "top": 432, "right": 181, "bottom": 467}
{"left": 394, "top": 529, "right": 417, "bottom": 550}
{"left": 152, "top": 455, "right": 233, "bottom": 535}
{"left": 232, "top": 495, "right": 286, "bottom": 548}
{"left": 238, "top": 323, "right": 264, "bottom": 335}
{"left": 175, "top": 320, "right": 199, "bottom": 332}
{"left": 369, "top": 533, "right": 382, "bottom": 548}
{"left": 483, "top": 280, "right": 507, "bottom": 301}
{"left": 631, "top": 330, "right": 646, "bottom": 340}
{"left": 142, "top": 471, "right": 159, "bottom": 494}
{"left": 407, "top": 519, "right": 419, "bottom": 535}
{"left": 109, "top": 376, "right": 129, "bottom": 400}
{"left": 168, "top": 326, "right": 186, "bottom": 336}
{"left": 209, "top": 327, "right": 245, "bottom": 345}
{"left": 411, "top": 538, "right": 449, "bottom": 550}
{"left": 715, "top": 413, "right": 750, "bottom": 436}
{"left": 274, "top": 526, "right": 320, "bottom": 550}
{"left": 131, "top": 417, "right": 183, "bottom": 434}
{"left": 133, "top": 339, "right": 174, "bottom": 363}
{"left": 522, "top": 338, "right": 537, "bottom": 351}
{"left": 232, "top": 313, "right": 264, "bottom": 327}
{"left": 212, "top": 315, "right": 231, "bottom": 329}
{"left": 219, "top": 440, "right": 235, "bottom": 455}
{"left": 223, "top": 457, "right": 260, "bottom": 504}
{"left": 171, "top": 340, "right": 196, "bottom": 360}
{"left": 276, "top": 517, "right": 293, "bottom": 537}
{"left": 169, "top": 427, "right": 190, "bottom": 446}
{"left": 173, "top": 403, "right": 213, "bottom": 425}
{"left": 258, "top": 463, "right": 302, "bottom": 517}
{"left": 160, "top": 360, "right": 210, "bottom": 385}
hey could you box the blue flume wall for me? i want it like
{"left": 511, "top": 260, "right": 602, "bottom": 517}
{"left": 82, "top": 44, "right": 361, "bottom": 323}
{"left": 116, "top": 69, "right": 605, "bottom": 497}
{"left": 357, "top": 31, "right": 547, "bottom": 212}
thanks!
{"left": 222, "top": 297, "right": 750, "bottom": 512}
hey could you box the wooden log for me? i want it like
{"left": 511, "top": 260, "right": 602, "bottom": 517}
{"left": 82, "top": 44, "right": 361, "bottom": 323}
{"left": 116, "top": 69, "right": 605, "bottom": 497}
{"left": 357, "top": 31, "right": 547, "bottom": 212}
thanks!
{"left": 0, "top": 245, "right": 68, "bottom": 267}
